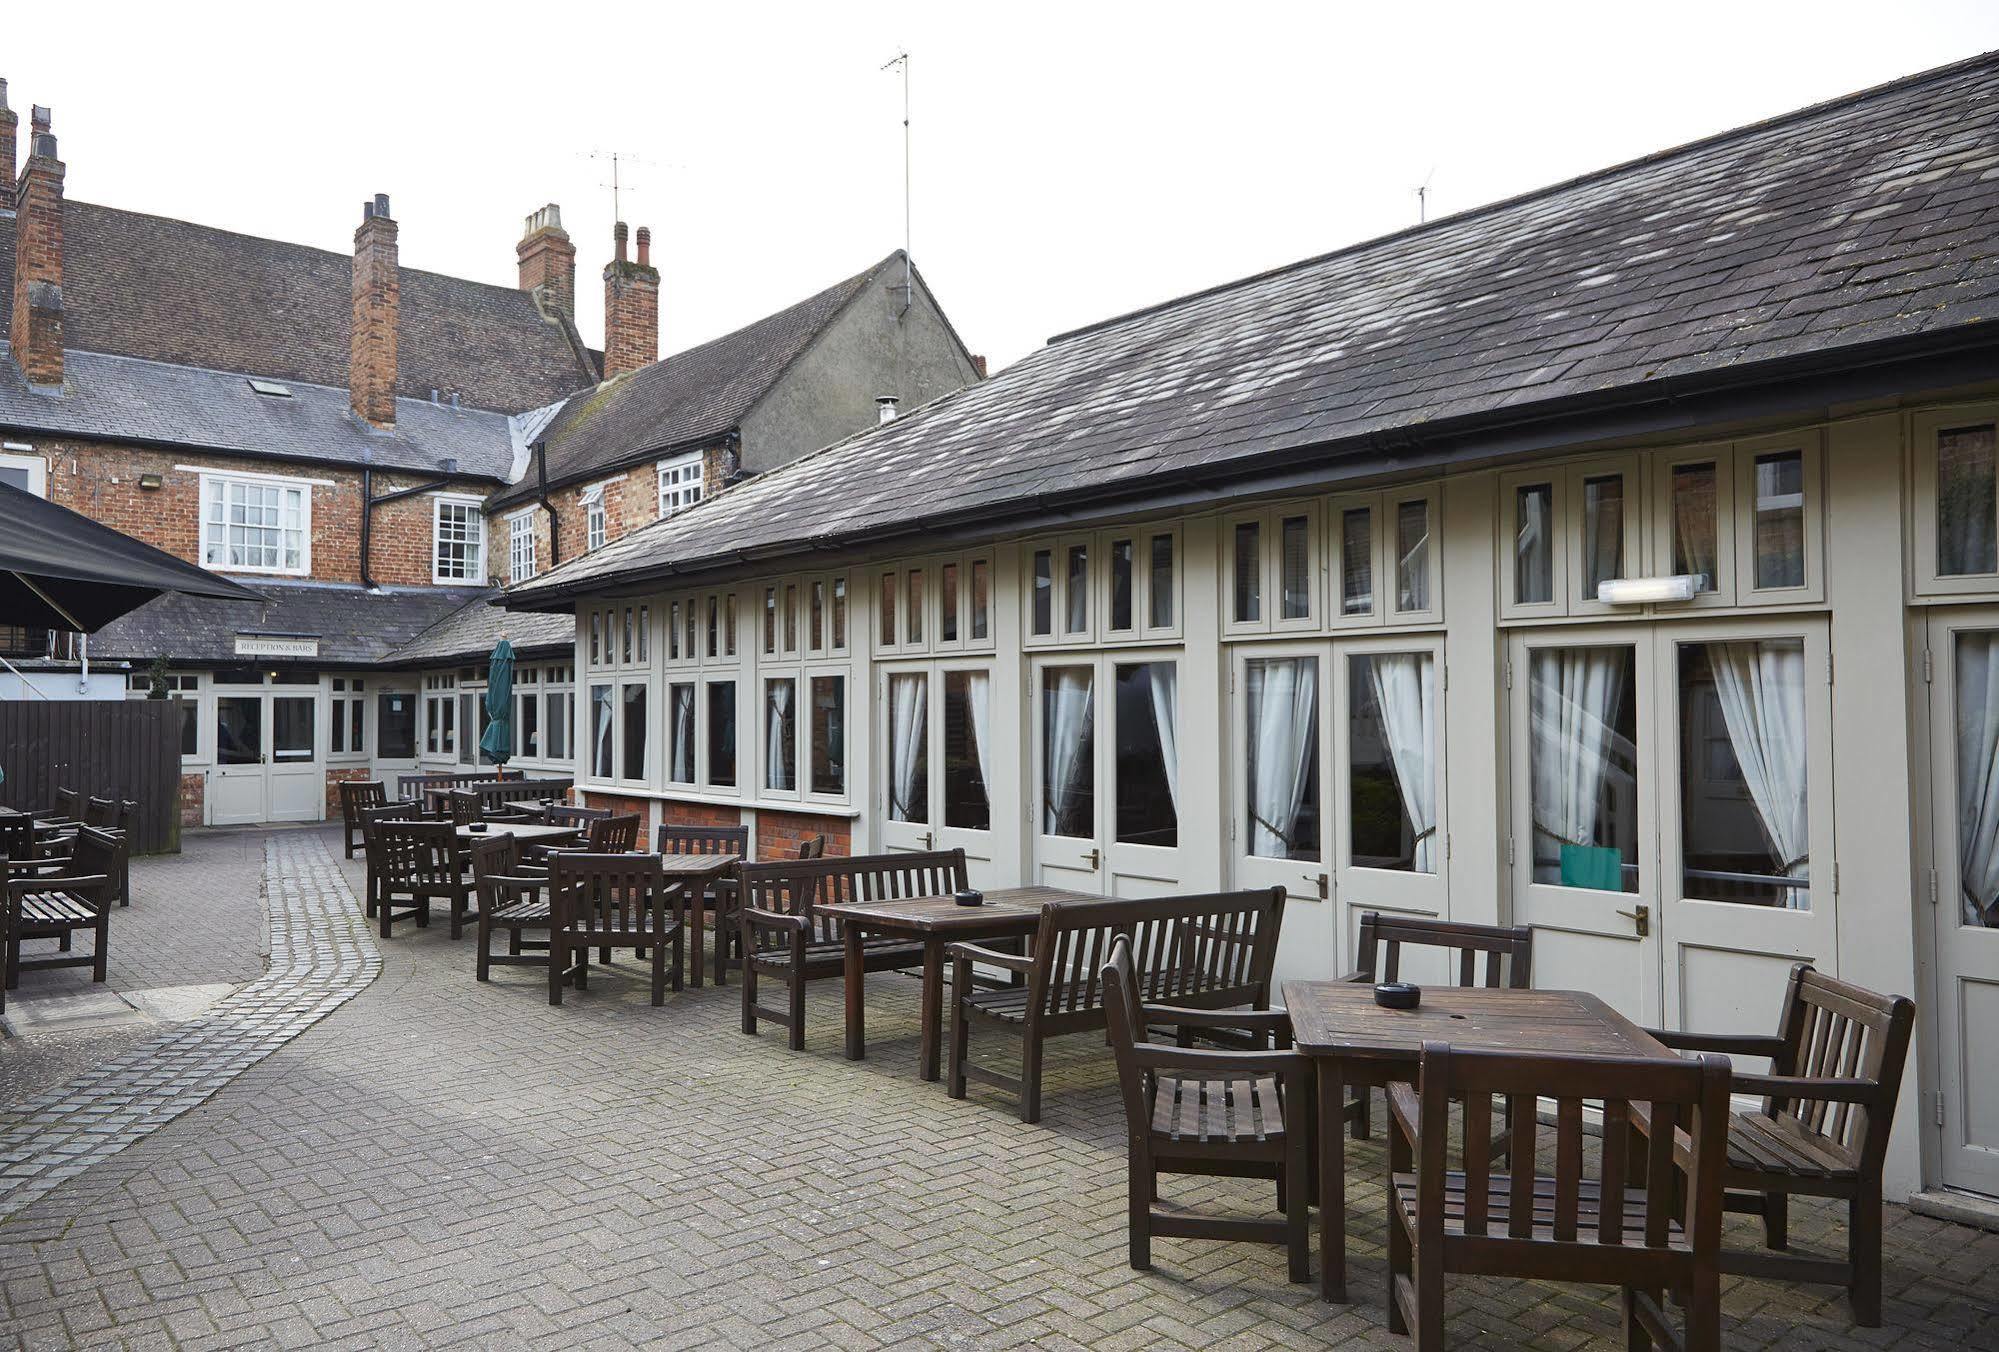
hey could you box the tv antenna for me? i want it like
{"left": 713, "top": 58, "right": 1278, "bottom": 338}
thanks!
{"left": 1415, "top": 165, "right": 1437, "bottom": 224}
{"left": 882, "top": 48, "right": 912, "bottom": 314}
{"left": 586, "top": 149, "right": 655, "bottom": 224}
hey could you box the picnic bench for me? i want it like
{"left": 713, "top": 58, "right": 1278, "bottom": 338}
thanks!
{"left": 947, "top": 887, "right": 1286, "bottom": 1122}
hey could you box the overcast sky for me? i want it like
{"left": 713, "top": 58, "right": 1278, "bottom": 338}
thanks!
{"left": 12, "top": 3, "right": 1999, "bottom": 375}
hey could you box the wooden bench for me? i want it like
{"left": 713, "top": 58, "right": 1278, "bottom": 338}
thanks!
{"left": 948, "top": 888, "right": 1286, "bottom": 1122}
{"left": 738, "top": 850, "right": 967, "bottom": 1050}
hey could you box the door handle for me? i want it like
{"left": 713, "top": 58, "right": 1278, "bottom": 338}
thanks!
{"left": 1084, "top": 847, "right": 1101, "bottom": 870}
{"left": 919, "top": 830, "right": 934, "bottom": 850}
{"left": 1616, "top": 904, "right": 1650, "bottom": 938}
{"left": 1314, "top": 872, "right": 1330, "bottom": 901}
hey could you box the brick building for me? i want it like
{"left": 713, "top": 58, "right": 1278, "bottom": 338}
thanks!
{"left": 0, "top": 79, "right": 980, "bottom": 828}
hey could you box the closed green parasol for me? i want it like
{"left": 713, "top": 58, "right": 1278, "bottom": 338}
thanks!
{"left": 480, "top": 637, "right": 516, "bottom": 770}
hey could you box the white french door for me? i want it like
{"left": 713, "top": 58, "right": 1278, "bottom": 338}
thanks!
{"left": 879, "top": 661, "right": 999, "bottom": 883}
{"left": 210, "top": 688, "right": 324, "bottom": 824}
{"left": 1030, "top": 652, "right": 1182, "bottom": 897}
{"left": 1927, "top": 608, "right": 1999, "bottom": 1196}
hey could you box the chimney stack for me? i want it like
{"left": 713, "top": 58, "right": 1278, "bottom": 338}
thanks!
{"left": 601, "top": 220, "right": 658, "bottom": 379}
{"left": 9, "top": 103, "right": 65, "bottom": 387}
{"left": 350, "top": 194, "right": 399, "bottom": 427}
{"left": 970, "top": 355, "right": 989, "bottom": 379}
{"left": 875, "top": 395, "right": 899, "bottom": 424}
{"left": 0, "top": 80, "right": 17, "bottom": 210}
{"left": 516, "top": 203, "right": 576, "bottom": 319}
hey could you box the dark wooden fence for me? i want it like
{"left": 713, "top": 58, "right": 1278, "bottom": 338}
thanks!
{"left": 0, "top": 699, "right": 181, "bottom": 854}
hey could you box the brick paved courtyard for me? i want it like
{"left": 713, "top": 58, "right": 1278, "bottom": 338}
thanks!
{"left": 0, "top": 827, "right": 1995, "bottom": 1348}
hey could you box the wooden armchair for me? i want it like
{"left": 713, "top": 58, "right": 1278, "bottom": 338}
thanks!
{"left": 1388, "top": 1041, "right": 1732, "bottom": 1350}
{"left": 1342, "top": 912, "right": 1533, "bottom": 1141}
{"left": 656, "top": 823, "right": 751, "bottom": 985}
{"left": 585, "top": 812, "right": 641, "bottom": 852}
{"left": 1102, "top": 934, "right": 1310, "bottom": 1283}
{"left": 338, "top": 780, "right": 387, "bottom": 859}
{"left": 470, "top": 834, "right": 552, "bottom": 984}
{"left": 1637, "top": 964, "right": 1915, "bottom": 1327}
{"left": 446, "top": 789, "right": 486, "bottom": 826}
{"left": 547, "top": 852, "right": 685, "bottom": 1006}
{"left": 365, "top": 819, "right": 470, "bottom": 939}
{"left": 4, "top": 825, "right": 120, "bottom": 1010}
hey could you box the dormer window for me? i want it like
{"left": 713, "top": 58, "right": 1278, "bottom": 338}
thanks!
{"left": 657, "top": 451, "right": 703, "bottom": 518}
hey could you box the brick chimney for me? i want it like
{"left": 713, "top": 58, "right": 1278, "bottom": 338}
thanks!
{"left": 0, "top": 80, "right": 17, "bottom": 210}
{"left": 9, "top": 105, "right": 65, "bottom": 387}
{"left": 350, "top": 193, "right": 399, "bottom": 427}
{"left": 601, "top": 220, "right": 658, "bottom": 379}
{"left": 516, "top": 203, "right": 575, "bottom": 319}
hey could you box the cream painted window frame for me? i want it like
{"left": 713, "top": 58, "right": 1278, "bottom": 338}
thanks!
{"left": 1911, "top": 404, "right": 1999, "bottom": 600}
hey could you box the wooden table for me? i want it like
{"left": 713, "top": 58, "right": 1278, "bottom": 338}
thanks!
{"left": 455, "top": 822, "right": 581, "bottom": 847}
{"left": 1280, "top": 981, "right": 1676, "bottom": 1304}
{"left": 814, "top": 887, "right": 1085, "bottom": 1081}
{"left": 657, "top": 853, "right": 740, "bottom": 987}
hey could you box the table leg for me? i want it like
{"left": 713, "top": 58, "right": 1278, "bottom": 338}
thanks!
{"left": 689, "top": 886, "right": 707, "bottom": 988}
{"left": 1317, "top": 1059, "right": 1347, "bottom": 1304}
{"left": 843, "top": 923, "right": 865, "bottom": 1061}
{"left": 919, "top": 941, "right": 944, "bottom": 1081}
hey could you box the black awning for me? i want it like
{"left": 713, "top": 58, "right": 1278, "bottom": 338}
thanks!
{"left": 0, "top": 479, "right": 263, "bottom": 632}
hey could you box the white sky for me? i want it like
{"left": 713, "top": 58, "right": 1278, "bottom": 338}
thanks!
{"left": 12, "top": 2, "right": 1999, "bottom": 375}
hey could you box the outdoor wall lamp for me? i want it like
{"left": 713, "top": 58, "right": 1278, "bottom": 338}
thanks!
{"left": 1597, "top": 575, "right": 1701, "bottom": 605}
{"left": 138, "top": 472, "right": 163, "bottom": 490}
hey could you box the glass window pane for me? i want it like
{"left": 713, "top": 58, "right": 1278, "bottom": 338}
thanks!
{"left": 1528, "top": 646, "right": 1639, "bottom": 892}
{"left": 1753, "top": 451, "right": 1806, "bottom": 589}
{"left": 1515, "top": 484, "right": 1554, "bottom": 605}
{"left": 764, "top": 678, "right": 796, "bottom": 793}
{"left": 811, "top": 581, "right": 826, "bottom": 651}
{"left": 970, "top": 561, "right": 990, "bottom": 642}
{"left": 940, "top": 564, "right": 959, "bottom": 643}
{"left": 888, "top": 672, "right": 929, "bottom": 823}
{"left": 944, "top": 670, "right": 992, "bottom": 831}
{"left": 1580, "top": 476, "right": 1625, "bottom": 602}
{"left": 706, "top": 598, "right": 718, "bottom": 659}
{"left": 518, "top": 691, "right": 539, "bottom": 759}
{"left": 621, "top": 683, "right": 647, "bottom": 781}
{"left": 706, "top": 682, "right": 736, "bottom": 788}
{"left": 1280, "top": 515, "right": 1311, "bottom": 620}
{"left": 1670, "top": 463, "right": 1719, "bottom": 592}
{"left": 1233, "top": 521, "right": 1261, "bottom": 623}
{"left": 683, "top": 603, "right": 696, "bottom": 661}
{"left": 1678, "top": 640, "right": 1809, "bottom": 909}
{"left": 1938, "top": 423, "right": 1998, "bottom": 577}
{"left": 1244, "top": 657, "right": 1319, "bottom": 861}
{"left": 764, "top": 588, "right": 777, "bottom": 654}
{"left": 1065, "top": 545, "right": 1088, "bottom": 634}
{"left": 216, "top": 696, "right": 261, "bottom": 766}
{"left": 1031, "top": 550, "right": 1054, "bottom": 636}
{"left": 546, "top": 691, "right": 569, "bottom": 761}
{"left": 879, "top": 573, "right": 897, "bottom": 647}
{"left": 1041, "top": 666, "right": 1094, "bottom": 838}
{"left": 1109, "top": 539, "right": 1134, "bottom": 631}
{"left": 783, "top": 584, "right": 799, "bottom": 652}
{"left": 669, "top": 601, "right": 682, "bottom": 661}
{"left": 907, "top": 570, "right": 925, "bottom": 644}
{"left": 637, "top": 606, "right": 649, "bottom": 663}
{"left": 1395, "top": 499, "right": 1430, "bottom": 612}
{"left": 1350, "top": 653, "right": 1437, "bottom": 873}
{"left": 831, "top": 579, "right": 847, "bottom": 650}
{"left": 1954, "top": 632, "right": 1999, "bottom": 928}
{"left": 669, "top": 683, "right": 696, "bottom": 783}
{"left": 811, "top": 676, "right": 845, "bottom": 796}
{"left": 331, "top": 701, "right": 346, "bottom": 755}
{"left": 1115, "top": 662, "right": 1177, "bottom": 848}
{"left": 1341, "top": 508, "right": 1373, "bottom": 615}
{"left": 590, "top": 684, "right": 614, "bottom": 779}
{"left": 1149, "top": 535, "right": 1174, "bottom": 629}
{"left": 724, "top": 593, "right": 738, "bottom": 656}
{"left": 378, "top": 691, "right": 415, "bottom": 759}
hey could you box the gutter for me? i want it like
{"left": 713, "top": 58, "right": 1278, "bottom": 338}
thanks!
{"left": 360, "top": 470, "right": 464, "bottom": 590}
{"left": 535, "top": 441, "right": 561, "bottom": 567}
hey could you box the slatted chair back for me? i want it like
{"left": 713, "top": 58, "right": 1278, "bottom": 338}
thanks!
{"left": 84, "top": 795, "right": 121, "bottom": 828}
{"left": 543, "top": 804, "right": 612, "bottom": 829}
{"left": 340, "top": 780, "right": 388, "bottom": 820}
{"left": 655, "top": 823, "right": 749, "bottom": 858}
{"left": 468, "top": 833, "right": 528, "bottom": 905}
{"left": 550, "top": 851, "right": 682, "bottom": 942}
{"left": 63, "top": 827, "right": 124, "bottom": 910}
{"left": 1028, "top": 889, "right": 1286, "bottom": 1024}
{"left": 54, "top": 788, "right": 86, "bottom": 822}
{"left": 370, "top": 819, "right": 461, "bottom": 889}
{"left": 739, "top": 850, "right": 968, "bottom": 951}
{"left": 1402, "top": 1042, "right": 1730, "bottom": 1279}
{"left": 447, "top": 789, "right": 486, "bottom": 826}
{"left": 796, "top": 833, "right": 827, "bottom": 860}
{"left": 0, "top": 814, "right": 38, "bottom": 863}
{"left": 1350, "top": 912, "right": 1533, "bottom": 989}
{"left": 1103, "top": 935, "right": 1160, "bottom": 1137}
{"left": 479, "top": 778, "right": 573, "bottom": 811}
{"left": 1762, "top": 965, "right": 1916, "bottom": 1177}
{"left": 585, "top": 813, "right": 641, "bottom": 852}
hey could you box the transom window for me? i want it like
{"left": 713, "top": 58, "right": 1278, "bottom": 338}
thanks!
{"left": 202, "top": 473, "right": 310, "bottom": 575}
{"left": 1915, "top": 408, "right": 1999, "bottom": 596}
{"left": 657, "top": 452, "right": 704, "bottom": 518}
{"left": 1024, "top": 530, "right": 1179, "bottom": 647}
{"left": 880, "top": 555, "right": 985, "bottom": 655}
{"left": 433, "top": 498, "right": 485, "bottom": 584}
{"left": 507, "top": 511, "right": 537, "bottom": 583}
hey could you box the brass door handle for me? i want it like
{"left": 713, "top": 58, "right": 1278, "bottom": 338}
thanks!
{"left": 919, "top": 830, "right": 934, "bottom": 850}
{"left": 1314, "top": 872, "right": 1330, "bottom": 901}
{"left": 1615, "top": 904, "right": 1650, "bottom": 937}
{"left": 1085, "top": 847, "right": 1101, "bottom": 869}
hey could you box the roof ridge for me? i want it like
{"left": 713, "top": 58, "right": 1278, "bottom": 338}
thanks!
{"left": 1050, "top": 48, "right": 1999, "bottom": 345}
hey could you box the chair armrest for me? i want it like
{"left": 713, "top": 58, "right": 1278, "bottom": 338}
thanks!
{"left": 1643, "top": 1027, "right": 1787, "bottom": 1056}
{"left": 1732, "top": 1073, "right": 1883, "bottom": 1105}
{"left": 1139, "top": 1004, "right": 1292, "bottom": 1034}
{"left": 1387, "top": 1081, "right": 1422, "bottom": 1147}
{"left": 741, "top": 906, "right": 810, "bottom": 934}
{"left": 1129, "top": 1043, "right": 1306, "bottom": 1077}
{"left": 946, "top": 940, "right": 1034, "bottom": 974}
{"left": 8, "top": 872, "right": 111, "bottom": 899}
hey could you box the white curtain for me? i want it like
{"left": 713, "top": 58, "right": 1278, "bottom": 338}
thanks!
{"left": 1147, "top": 664, "right": 1179, "bottom": 810}
{"left": 1709, "top": 641, "right": 1811, "bottom": 909}
{"left": 766, "top": 681, "right": 794, "bottom": 792}
{"left": 1367, "top": 653, "right": 1438, "bottom": 872}
{"left": 591, "top": 688, "right": 614, "bottom": 779}
{"left": 1957, "top": 634, "right": 1999, "bottom": 928}
{"left": 1043, "top": 669, "right": 1094, "bottom": 835}
{"left": 1529, "top": 648, "right": 1627, "bottom": 869}
{"left": 1247, "top": 659, "right": 1317, "bottom": 858}
{"left": 671, "top": 687, "right": 694, "bottom": 782}
{"left": 889, "top": 673, "right": 927, "bottom": 822}
{"left": 966, "top": 671, "right": 994, "bottom": 801}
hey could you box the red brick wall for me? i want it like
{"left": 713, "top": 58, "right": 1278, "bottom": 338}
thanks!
{"left": 574, "top": 794, "right": 851, "bottom": 861}
{"left": 578, "top": 791, "right": 655, "bottom": 835}
{"left": 325, "top": 766, "right": 372, "bottom": 818}
{"left": 178, "top": 771, "right": 204, "bottom": 827}
{"left": 10, "top": 122, "right": 65, "bottom": 385}
{"left": 757, "top": 809, "right": 851, "bottom": 860}
{"left": 601, "top": 224, "right": 659, "bottom": 380}
{"left": 349, "top": 206, "right": 399, "bottom": 426}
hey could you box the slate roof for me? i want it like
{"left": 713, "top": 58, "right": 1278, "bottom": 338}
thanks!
{"left": 91, "top": 582, "right": 488, "bottom": 667}
{"left": 490, "top": 253, "right": 906, "bottom": 506}
{"left": 383, "top": 593, "right": 574, "bottom": 665}
{"left": 0, "top": 346, "right": 525, "bottom": 481}
{"left": 507, "top": 52, "right": 1999, "bottom": 607}
{"left": 0, "top": 201, "right": 598, "bottom": 414}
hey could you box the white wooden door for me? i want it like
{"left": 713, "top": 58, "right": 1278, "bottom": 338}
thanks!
{"left": 1232, "top": 647, "right": 1333, "bottom": 983}
{"left": 878, "top": 662, "right": 1001, "bottom": 884}
{"left": 1928, "top": 609, "right": 1999, "bottom": 1196}
{"left": 267, "top": 693, "right": 321, "bottom": 821}
{"left": 210, "top": 693, "right": 266, "bottom": 825}
{"left": 1508, "top": 627, "right": 1665, "bottom": 1026}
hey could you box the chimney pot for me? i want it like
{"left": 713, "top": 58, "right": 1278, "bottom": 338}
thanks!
{"left": 30, "top": 104, "right": 50, "bottom": 133}
{"left": 613, "top": 221, "right": 629, "bottom": 264}
{"left": 374, "top": 192, "right": 391, "bottom": 218}
{"left": 876, "top": 395, "right": 899, "bottom": 424}
{"left": 516, "top": 202, "right": 577, "bottom": 318}
{"left": 636, "top": 227, "right": 651, "bottom": 267}
{"left": 970, "top": 354, "right": 989, "bottom": 379}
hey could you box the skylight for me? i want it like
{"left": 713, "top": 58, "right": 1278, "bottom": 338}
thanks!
{"left": 248, "top": 379, "right": 293, "bottom": 398}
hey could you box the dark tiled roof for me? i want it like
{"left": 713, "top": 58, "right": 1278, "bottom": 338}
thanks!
{"left": 384, "top": 593, "right": 574, "bottom": 665}
{"left": 0, "top": 346, "right": 524, "bottom": 481}
{"left": 91, "top": 582, "right": 487, "bottom": 666}
{"left": 0, "top": 201, "right": 598, "bottom": 413}
{"left": 509, "top": 53, "right": 1999, "bottom": 605}
{"left": 491, "top": 253, "right": 902, "bottom": 505}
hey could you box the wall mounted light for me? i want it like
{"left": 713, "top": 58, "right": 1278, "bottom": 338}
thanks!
{"left": 138, "top": 472, "right": 163, "bottom": 490}
{"left": 1597, "top": 575, "right": 1701, "bottom": 605}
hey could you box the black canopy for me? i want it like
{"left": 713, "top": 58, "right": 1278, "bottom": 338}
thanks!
{"left": 0, "top": 479, "right": 263, "bottom": 632}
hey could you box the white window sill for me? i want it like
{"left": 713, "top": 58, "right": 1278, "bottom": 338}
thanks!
{"left": 579, "top": 782, "right": 860, "bottom": 818}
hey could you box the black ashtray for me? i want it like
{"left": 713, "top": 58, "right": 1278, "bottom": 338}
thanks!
{"left": 1374, "top": 982, "right": 1421, "bottom": 1010}
{"left": 468, "top": 823, "right": 489, "bottom": 834}
{"left": 953, "top": 889, "right": 985, "bottom": 907}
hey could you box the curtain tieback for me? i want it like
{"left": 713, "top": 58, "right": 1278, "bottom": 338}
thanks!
{"left": 1530, "top": 818, "right": 1591, "bottom": 849}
